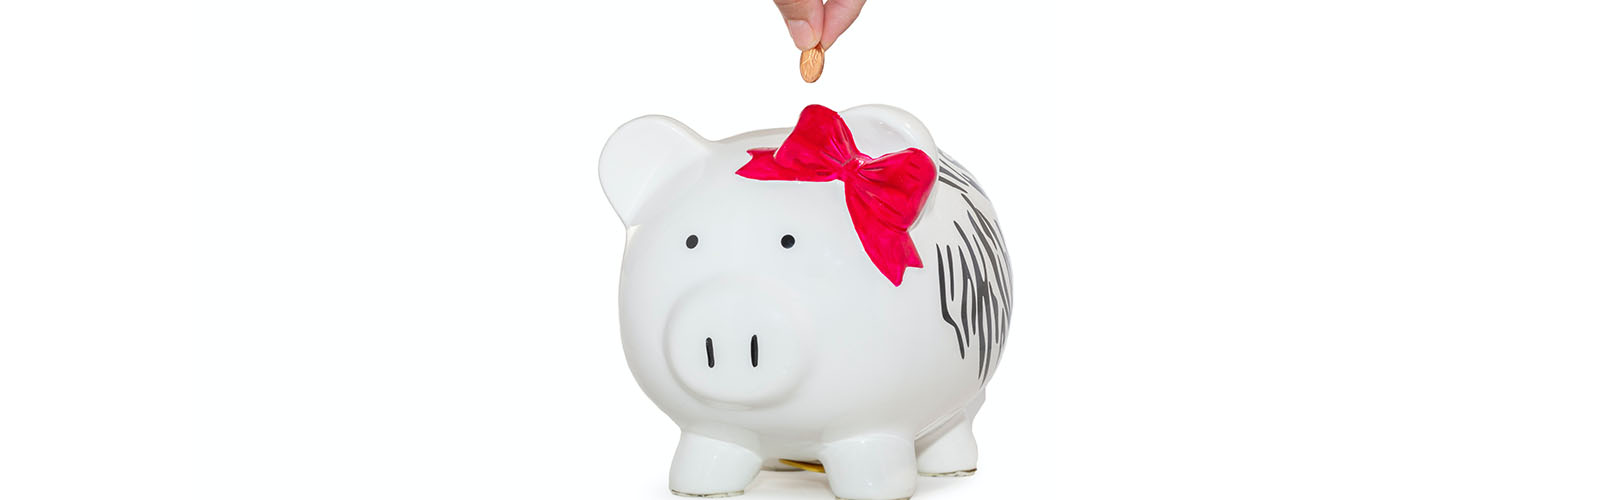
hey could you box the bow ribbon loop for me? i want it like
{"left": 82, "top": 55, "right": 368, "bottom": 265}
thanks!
{"left": 736, "top": 105, "right": 936, "bottom": 286}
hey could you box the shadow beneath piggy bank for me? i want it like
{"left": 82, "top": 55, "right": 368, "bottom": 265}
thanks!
{"left": 732, "top": 470, "right": 972, "bottom": 499}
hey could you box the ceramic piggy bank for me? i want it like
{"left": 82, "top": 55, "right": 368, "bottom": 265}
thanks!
{"left": 599, "top": 105, "right": 1013, "bottom": 500}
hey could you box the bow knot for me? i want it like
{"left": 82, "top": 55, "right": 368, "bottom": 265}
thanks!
{"left": 736, "top": 105, "right": 936, "bottom": 286}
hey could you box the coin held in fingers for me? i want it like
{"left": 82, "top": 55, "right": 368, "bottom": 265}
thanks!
{"left": 800, "top": 45, "right": 824, "bottom": 83}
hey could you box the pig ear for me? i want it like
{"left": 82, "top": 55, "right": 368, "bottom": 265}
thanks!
{"left": 599, "top": 115, "right": 708, "bottom": 226}
{"left": 838, "top": 104, "right": 938, "bottom": 157}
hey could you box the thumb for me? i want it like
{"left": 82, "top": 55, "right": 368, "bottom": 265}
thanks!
{"left": 773, "top": 0, "right": 824, "bottom": 50}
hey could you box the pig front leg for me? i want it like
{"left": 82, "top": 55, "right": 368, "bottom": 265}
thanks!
{"left": 819, "top": 434, "right": 917, "bottom": 500}
{"left": 669, "top": 431, "right": 762, "bottom": 498}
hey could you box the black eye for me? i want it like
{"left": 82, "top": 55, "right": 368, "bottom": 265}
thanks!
{"left": 685, "top": 235, "right": 699, "bottom": 249}
{"left": 780, "top": 234, "right": 795, "bottom": 249}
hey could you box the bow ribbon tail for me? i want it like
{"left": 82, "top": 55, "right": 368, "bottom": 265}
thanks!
{"left": 841, "top": 150, "right": 937, "bottom": 286}
{"left": 845, "top": 195, "right": 924, "bottom": 286}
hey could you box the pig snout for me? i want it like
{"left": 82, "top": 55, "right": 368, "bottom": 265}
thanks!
{"left": 664, "top": 279, "right": 812, "bottom": 409}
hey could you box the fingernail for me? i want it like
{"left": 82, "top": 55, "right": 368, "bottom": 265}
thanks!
{"left": 786, "top": 20, "right": 817, "bottom": 50}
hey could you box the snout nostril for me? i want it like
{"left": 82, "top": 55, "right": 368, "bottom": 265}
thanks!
{"left": 750, "top": 334, "right": 759, "bottom": 367}
{"left": 705, "top": 337, "right": 715, "bottom": 368}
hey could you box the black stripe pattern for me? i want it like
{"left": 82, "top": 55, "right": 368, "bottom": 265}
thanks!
{"left": 932, "top": 151, "right": 1012, "bottom": 382}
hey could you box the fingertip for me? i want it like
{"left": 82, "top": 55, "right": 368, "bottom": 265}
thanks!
{"left": 775, "top": 0, "right": 824, "bottom": 49}
{"left": 786, "top": 19, "right": 818, "bottom": 50}
{"left": 784, "top": 19, "right": 819, "bottom": 49}
{"left": 818, "top": 29, "right": 845, "bottom": 51}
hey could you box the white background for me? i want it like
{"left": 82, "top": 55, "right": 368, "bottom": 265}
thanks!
{"left": 2, "top": 0, "right": 1597, "bottom": 499}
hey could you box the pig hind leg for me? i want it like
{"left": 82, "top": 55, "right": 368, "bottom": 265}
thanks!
{"left": 915, "top": 391, "right": 983, "bottom": 477}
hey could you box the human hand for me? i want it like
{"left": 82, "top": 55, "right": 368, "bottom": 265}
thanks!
{"left": 773, "top": 0, "right": 866, "bottom": 51}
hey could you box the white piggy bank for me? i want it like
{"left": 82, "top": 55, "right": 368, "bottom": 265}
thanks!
{"left": 599, "top": 105, "right": 1013, "bottom": 500}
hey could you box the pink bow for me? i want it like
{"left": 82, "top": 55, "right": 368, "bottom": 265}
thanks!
{"left": 737, "top": 105, "right": 936, "bottom": 286}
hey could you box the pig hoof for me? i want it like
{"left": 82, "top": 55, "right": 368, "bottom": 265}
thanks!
{"left": 919, "top": 468, "right": 976, "bottom": 477}
{"left": 671, "top": 490, "right": 744, "bottom": 498}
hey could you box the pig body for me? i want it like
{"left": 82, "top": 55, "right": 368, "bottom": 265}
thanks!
{"left": 600, "top": 105, "right": 1012, "bottom": 500}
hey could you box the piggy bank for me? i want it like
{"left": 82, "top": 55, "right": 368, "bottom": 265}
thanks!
{"left": 599, "top": 105, "right": 1012, "bottom": 500}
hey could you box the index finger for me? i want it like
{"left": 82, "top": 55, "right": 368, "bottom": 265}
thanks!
{"left": 819, "top": 0, "right": 865, "bottom": 50}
